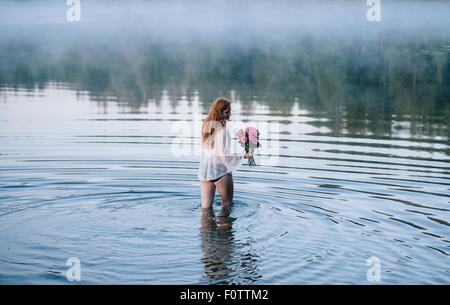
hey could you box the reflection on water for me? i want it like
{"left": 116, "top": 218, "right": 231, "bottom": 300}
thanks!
{"left": 200, "top": 207, "right": 234, "bottom": 283}
{"left": 200, "top": 203, "right": 261, "bottom": 284}
{"left": 0, "top": 0, "right": 450, "bottom": 284}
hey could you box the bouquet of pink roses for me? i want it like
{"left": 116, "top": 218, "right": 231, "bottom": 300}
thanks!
{"left": 236, "top": 127, "right": 260, "bottom": 166}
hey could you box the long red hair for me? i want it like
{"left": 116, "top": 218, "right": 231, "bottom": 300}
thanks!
{"left": 201, "top": 97, "right": 231, "bottom": 148}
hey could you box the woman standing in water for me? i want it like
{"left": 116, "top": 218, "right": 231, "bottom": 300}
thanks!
{"left": 198, "top": 97, "right": 252, "bottom": 209}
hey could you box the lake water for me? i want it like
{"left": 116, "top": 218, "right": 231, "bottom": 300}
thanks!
{"left": 0, "top": 0, "right": 449, "bottom": 284}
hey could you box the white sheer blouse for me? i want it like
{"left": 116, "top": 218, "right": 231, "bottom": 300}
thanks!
{"left": 198, "top": 125, "right": 245, "bottom": 181}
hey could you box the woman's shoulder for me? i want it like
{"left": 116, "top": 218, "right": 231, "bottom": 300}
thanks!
{"left": 215, "top": 124, "right": 227, "bottom": 134}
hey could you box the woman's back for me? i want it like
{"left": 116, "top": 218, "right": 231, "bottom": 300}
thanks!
{"left": 198, "top": 125, "right": 244, "bottom": 181}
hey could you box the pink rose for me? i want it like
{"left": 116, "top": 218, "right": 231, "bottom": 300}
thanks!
{"left": 236, "top": 129, "right": 246, "bottom": 143}
{"left": 246, "top": 127, "right": 259, "bottom": 144}
{"left": 249, "top": 135, "right": 258, "bottom": 145}
{"left": 246, "top": 127, "right": 258, "bottom": 137}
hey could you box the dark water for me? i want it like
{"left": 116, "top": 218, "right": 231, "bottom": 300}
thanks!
{"left": 0, "top": 0, "right": 449, "bottom": 284}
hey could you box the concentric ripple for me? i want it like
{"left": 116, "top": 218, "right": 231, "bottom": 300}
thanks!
{"left": 1, "top": 85, "right": 449, "bottom": 284}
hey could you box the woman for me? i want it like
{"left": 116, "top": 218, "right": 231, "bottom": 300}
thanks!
{"left": 198, "top": 97, "right": 252, "bottom": 209}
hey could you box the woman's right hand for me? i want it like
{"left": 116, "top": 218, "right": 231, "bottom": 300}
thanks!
{"left": 244, "top": 152, "right": 253, "bottom": 159}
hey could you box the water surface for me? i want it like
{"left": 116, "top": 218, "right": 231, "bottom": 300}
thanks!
{"left": 0, "top": 0, "right": 449, "bottom": 284}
